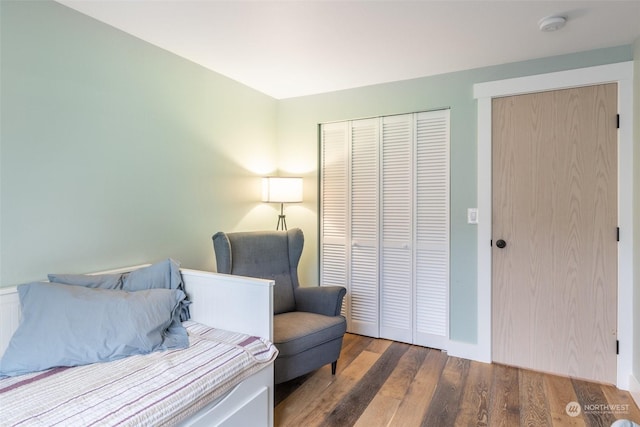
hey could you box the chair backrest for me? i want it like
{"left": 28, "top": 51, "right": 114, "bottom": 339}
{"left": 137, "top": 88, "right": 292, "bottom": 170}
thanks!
{"left": 212, "top": 228, "right": 303, "bottom": 314}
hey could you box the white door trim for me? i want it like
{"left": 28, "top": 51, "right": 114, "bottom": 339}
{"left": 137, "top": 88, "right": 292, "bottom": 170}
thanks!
{"left": 473, "top": 61, "right": 634, "bottom": 389}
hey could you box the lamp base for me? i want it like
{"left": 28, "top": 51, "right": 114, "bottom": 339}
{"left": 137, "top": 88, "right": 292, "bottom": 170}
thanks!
{"left": 275, "top": 202, "right": 288, "bottom": 230}
{"left": 276, "top": 214, "right": 287, "bottom": 231}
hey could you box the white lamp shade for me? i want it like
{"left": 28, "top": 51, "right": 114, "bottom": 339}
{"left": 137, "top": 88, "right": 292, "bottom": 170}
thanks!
{"left": 262, "top": 177, "right": 303, "bottom": 203}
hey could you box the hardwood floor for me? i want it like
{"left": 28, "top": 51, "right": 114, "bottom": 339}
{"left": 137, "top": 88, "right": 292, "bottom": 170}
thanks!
{"left": 275, "top": 333, "right": 640, "bottom": 427}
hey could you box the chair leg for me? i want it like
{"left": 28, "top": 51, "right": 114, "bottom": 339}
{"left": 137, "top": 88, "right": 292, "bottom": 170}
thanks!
{"left": 331, "top": 361, "right": 337, "bottom": 375}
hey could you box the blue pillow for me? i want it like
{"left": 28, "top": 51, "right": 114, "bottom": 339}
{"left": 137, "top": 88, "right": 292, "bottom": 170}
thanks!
{"left": 47, "top": 272, "right": 124, "bottom": 289}
{"left": 0, "top": 282, "right": 188, "bottom": 377}
{"left": 122, "top": 259, "right": 181, "bottom": 291}
{"left": 123, "top": 259, "right": 191, "bottom": 321}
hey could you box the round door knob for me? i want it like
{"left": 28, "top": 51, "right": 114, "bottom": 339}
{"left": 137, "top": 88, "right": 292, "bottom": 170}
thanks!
{"left": 496, "top": 239, "right": 507, "bottom": 249}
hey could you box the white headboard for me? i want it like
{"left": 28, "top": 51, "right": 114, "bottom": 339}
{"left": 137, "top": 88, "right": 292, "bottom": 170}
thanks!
{"left": 0, "top": 287, "right": 21, "bottom": 356}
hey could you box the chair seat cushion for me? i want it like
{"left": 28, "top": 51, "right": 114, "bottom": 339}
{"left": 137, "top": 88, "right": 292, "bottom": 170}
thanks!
{"left": 274, "top": 311, "right": 346, "bottom": 357}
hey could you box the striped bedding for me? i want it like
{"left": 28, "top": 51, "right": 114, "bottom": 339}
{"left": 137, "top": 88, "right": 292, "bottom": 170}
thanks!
{"left": 0, "top": 321, "right": 278, "bottom": 427}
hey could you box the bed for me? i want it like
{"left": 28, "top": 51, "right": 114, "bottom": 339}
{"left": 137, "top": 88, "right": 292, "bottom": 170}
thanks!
{"left": 0, "top": 264, "right": 276, "bottom": 427}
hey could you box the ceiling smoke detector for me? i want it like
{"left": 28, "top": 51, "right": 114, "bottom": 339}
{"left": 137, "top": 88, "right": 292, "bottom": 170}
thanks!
{"left": 538, "top": 15, "right": 567, "bottom": 32}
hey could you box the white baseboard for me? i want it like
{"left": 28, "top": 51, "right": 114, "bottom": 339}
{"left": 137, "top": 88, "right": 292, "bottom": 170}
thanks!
{"left": 629, "top": 374, "right": 640, "bottom": 408}
{"left": 447, "top": 339, "right": 491, "bottom": 364}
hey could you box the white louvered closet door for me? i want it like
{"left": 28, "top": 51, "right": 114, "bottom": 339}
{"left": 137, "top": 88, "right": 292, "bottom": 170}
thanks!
{"left": 320, "top": 122, "right": 349, "bottom": 319}
{"left": 349, "top": 118, "right": 379, "bottom": 337}
{"left": 319, "top": 110, "right": 449, "bottom": 350}
{"left": 380, "top": 114, "right": 413, "bottom": 343}
{"left": 414, "top": 110, "right": 450, "bottom": 349}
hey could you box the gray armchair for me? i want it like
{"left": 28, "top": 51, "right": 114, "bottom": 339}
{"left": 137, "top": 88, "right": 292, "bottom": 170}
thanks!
{"left": 212, "top": 228, "right": 347, "bottom": 384}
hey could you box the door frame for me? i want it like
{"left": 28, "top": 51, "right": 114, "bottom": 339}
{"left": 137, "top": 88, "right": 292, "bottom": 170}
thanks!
{"left": 474, "top": 61, "right": 634, "bottom": 389}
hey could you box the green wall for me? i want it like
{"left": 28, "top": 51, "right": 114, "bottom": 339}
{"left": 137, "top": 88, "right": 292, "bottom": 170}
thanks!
{"left": 276, "top": 45, "right": 634, "bottom": 344}
{"left": 0, "top": 0, "right": 279, "bottom": 286}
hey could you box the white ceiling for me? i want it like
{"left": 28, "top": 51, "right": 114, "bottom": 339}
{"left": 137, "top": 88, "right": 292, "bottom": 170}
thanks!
{"left": 55, "top": 0, "right": 640, "bottom": 99}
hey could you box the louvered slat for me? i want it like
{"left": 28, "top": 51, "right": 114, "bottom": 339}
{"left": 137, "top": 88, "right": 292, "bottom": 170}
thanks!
{"left": 380, "top": 115, "right": 413, "bottom": 343}
{"left": 320, "top": 122, "right": 349, "bottom": 318}
{"left": 415, "top": 110, "right": 450, "bottom": 348}
{"left": 351, "top": 119, "right": 378, "bottom": 241}
{"left": 321, "top": 123, "right": 348, "bottom": 241}
{"left": 381, "top": 247, "right": 412, "bottom": 334}
{"left": 349, "top": 118, "right": 378, "bottom": 336}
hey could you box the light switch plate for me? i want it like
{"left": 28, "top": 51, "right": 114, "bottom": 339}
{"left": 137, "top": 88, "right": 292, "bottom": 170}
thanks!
{"left": 467, "top": 208, "right": 478, "bottom": 224}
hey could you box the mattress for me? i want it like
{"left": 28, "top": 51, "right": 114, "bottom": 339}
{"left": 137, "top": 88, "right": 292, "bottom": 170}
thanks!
{"left": 0, "top": 321, "right": 278, "bottom": 427}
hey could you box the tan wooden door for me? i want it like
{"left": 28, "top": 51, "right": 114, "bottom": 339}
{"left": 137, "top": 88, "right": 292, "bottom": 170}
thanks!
{"left": 492, "top": 84, "right": 618, "bottom": 384}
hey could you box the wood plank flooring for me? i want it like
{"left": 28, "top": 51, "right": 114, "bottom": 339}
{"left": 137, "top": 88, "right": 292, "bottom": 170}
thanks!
{"left": 275, "top": 333, "right": 640, "bottom": 427}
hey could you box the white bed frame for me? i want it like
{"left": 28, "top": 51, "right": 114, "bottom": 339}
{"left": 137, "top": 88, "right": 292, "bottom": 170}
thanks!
{"left": 0, "top": 266, "right": 275, "bottom": 427}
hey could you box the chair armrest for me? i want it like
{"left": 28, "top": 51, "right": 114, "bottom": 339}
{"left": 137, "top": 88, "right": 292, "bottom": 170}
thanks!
{"left": 295, "top": 286, "right": 346, "bottom": 317}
